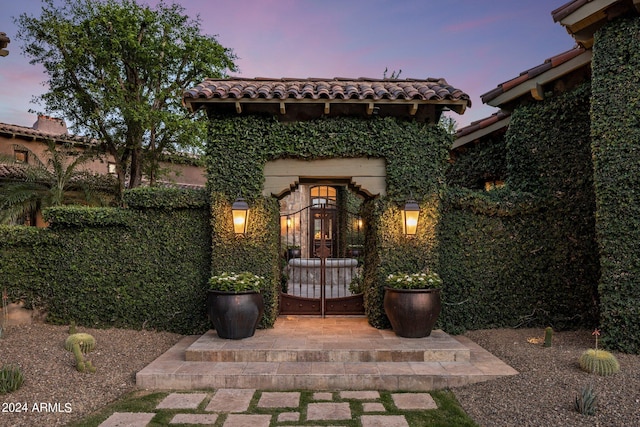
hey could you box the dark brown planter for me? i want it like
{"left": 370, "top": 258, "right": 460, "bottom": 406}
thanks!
{"left": 207, "top": 290, "right": 264, "bottom": 339}
{"left": 383, "top": 287, "right": 441, "bottom": 338}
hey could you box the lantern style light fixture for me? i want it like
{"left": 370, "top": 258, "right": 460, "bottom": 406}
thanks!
{"left": 231, "top": 197, "right": 249, "bottom": 235}
{"left": 401, "top": 200, "right": 420, "bottom": 236}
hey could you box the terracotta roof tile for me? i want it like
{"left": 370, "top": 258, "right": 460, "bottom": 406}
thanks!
{"left": 456, "top": 111, "right": 511, "bottom": 139}
{"left": 481, "top": 48, "right": 586, "bottom": 104}
{"left": 184, "top": 77, "right": 471, "bottom": 106}
{"left": 0, "top": 163, "right": 28, "bottom": 180}
{"left": 552, "top": 0, "right": 590, "bottom": 22}
{"left": 0, "top": 122, "right": 91, "bottom": 145}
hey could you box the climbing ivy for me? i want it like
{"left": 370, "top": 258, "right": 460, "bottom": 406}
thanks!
{"left": 206, "top": 115, "right": 450, "bottom": 328}
{"left": 591, "top": 17, "right": 640, "bottom": 353}
{"left": 439, "top": 83, "right": 600, "bottom": 334}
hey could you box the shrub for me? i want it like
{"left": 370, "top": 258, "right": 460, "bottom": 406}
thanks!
{"left": 0, "top": 364, "right": 24, "bottom": 393}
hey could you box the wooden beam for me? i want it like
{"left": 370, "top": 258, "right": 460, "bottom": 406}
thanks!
{"left": 324, "top": 102, "right": 330, "bottom": 115}
{"left": 235, "top": 101, "right": 242, "bottom": 114}
{"left": 279, "top": 101, "right": 286, "bottom": 115}
{"left": 531, "top": 82, "right": 545, "bottom": 101}
{"left": 409, "top": 103, "right": 418, "bottom": 116}
{"left": 367, "top": 102, "right": 374, "bottom": 115}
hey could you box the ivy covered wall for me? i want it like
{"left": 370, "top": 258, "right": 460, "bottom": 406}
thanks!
{"left": 205, "top": 115, "right": 451, "bottom": 328}
{"left": 0, "top": 188, "right": 212, "bottom": 334}
{"left": 591, "top": 17, "right": 640, "bottom": 353}
{"left": 440, "top": 83, "right": 600, "bottom": 333}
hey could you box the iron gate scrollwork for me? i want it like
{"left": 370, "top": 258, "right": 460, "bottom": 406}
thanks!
{"left": 279, "top": 200, "right": 365, "bottom": 316}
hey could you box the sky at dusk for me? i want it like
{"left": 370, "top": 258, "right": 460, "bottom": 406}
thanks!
{"left": 0, "top": 0, "right": 576, "bottom": 132}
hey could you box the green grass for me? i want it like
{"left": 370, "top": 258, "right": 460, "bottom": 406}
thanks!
{"left": 67, "top": 389, "right": 479, "bottom": 427}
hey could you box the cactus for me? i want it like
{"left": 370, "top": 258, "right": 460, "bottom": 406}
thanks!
{"left": 64, "top": 333, "right": 96, "bottom": 353}
{"left": 64, "top": 333, "right": 96, "bottom": 373}
{"left": 543, "top": 327, "right": 553, "bottom": 347}
{"left": 579, "top": 349, "right": 620, "bottom": 376}
{"left": 0, "top": 364, "right": 24, "bottom": 394}
{"left": 575, "top": 384, "right": 597, "bottom": 416}
{"left": 68, "top": 321, "right": 77, "bottom": 334}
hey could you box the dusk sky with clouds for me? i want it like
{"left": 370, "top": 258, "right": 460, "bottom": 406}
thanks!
{"left": 0, "top": 0, "right": 575, "bottom": 131}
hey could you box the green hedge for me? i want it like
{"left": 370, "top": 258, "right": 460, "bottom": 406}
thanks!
{"left": 440, "top": 83, "right": 599, "bottom": 333}
{"left": 0, "top": 188, "right": 212, "bottom": 334}
{"left": 591, "top": 17, "right": 640, "bottom": 353}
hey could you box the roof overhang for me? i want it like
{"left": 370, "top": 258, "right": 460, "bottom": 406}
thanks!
{"left": 553, "top": 0, "right": 640, "bottom": 47}
{"left": 452, "top": 114, "right": 511, "bottom": 150}
{"left": 183, "top": 78, "right": 471, "bottom": 124}
{"left": 484, "top": 49, "right": 592, "bottom": 108}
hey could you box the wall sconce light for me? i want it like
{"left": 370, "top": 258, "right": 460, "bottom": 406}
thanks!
{"left": 231, "top": 197, "right": 249, "bottom": 235}
{"left": 401, "top": 200, "right": 420, "bottom": 236}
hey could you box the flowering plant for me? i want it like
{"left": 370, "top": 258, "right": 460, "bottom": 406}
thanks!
{"left": 385, "top": 271, "right": 442, "bottom": 289}
{"left": 208, "top": 272, "right": 265, "bottom": 293}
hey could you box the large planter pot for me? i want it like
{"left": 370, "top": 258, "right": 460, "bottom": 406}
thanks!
{"left": 383, "top": 287, "right": 441, "bottom": 338}
{"left": 207, "top": 290, "right": 265, "bottom": 339}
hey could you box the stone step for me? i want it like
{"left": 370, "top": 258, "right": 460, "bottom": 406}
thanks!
{"left": 136, "top": 318, "right": 518, "bottom": 392}
{"left": 185, "top": 330, "right": 470, "bottom": 363}
{"left": 137, "top": 359, "right": 501, "bottom": 391}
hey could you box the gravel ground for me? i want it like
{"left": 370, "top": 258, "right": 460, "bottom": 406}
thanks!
{"left": 0, "top": 324, "right": 181, "bottom": 427}
{"left": 456, "top": 328, "right": 640, "bottom": 427}
{"left": 0, "top": 324, "right": 638, "bottom": 426}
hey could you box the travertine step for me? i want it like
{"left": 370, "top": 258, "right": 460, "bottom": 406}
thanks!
{"left": 185, "top": 329, "right": 470, "bottom": 363}
{"left": 136, "top": 317, "right": 518, "bottom": 391}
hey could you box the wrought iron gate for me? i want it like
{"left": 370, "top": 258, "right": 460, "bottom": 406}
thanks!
{"left": 279, "top": 200, "right": 365, "bottom": 316}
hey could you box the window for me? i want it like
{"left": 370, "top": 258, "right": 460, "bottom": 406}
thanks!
{"left": 107, "top": 162, "right": 117, "bottom": 175}
{"left": 14, "top": 150, "right": 28, "bottom": 163}
{"left": 310, "top": 186, "right": 337, "bottom": 207}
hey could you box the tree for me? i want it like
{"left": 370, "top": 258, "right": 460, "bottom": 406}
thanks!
{"left": 0, "top": 143, "right": 112, "bottom": 225}
{"left": 16, "top": 0, "right": 237, "bottom": 198}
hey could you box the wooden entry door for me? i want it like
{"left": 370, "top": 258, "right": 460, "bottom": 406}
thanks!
{"left": 310, "top": 206, "right": 337, "bottom": 258}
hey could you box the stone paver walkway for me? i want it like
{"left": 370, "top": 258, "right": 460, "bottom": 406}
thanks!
{"left": 98, "top": 389, "right": 439, "bottom": 426}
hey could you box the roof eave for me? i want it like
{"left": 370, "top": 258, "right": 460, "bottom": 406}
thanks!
{"left": 485, "top": 50, "right": 592, "bottom": 108}
{"left": 184, "top": 97, "right": 470, "bottom": 117}
{"left": 452, "top": 115, "right": 511, "bottom": 150}
{"left": 554, "top": 0, "right": 640, "bottom": 47}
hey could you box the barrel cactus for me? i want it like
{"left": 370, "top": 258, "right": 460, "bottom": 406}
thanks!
{"left": 579, "top": 349, "right": 620, "bottom": 376}
{"left": 64, "top": 333, "right": 96, "bottom": 373}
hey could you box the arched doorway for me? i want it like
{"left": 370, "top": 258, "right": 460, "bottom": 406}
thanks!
{"left": 279, "top": 183, "right": 367, "bottom": 316}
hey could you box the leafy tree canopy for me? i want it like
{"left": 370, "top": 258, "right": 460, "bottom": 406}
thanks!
{"left": 16, "top": 0, "right": 237, "bottom": 197}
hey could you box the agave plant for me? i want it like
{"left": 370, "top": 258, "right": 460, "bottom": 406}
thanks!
{"left": 0, "top": 142, "right": 114, "bottom": 225}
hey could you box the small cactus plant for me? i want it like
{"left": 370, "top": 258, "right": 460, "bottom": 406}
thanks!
{"left": 0, "top": 364, "right": 25, "bottom": 394}
{"left": 64, "top": 333, "right": 96, "bottom": 373}
{"left": 543, "top": 327, "right": 553, "bottom": 347}
{"left": 575, "top": 384, "right": 597, "bottom": 416}
{"left": 578, "top": 328, "right": 620, "bottom": 376}
{"left": 579, "top": 349, "right": 620, "bottom": 376}
{"left": 68, "top": 320, "right": 77, "bottom": 334}
{"left": 64, "top": 333, "right": 96, "bottom": 353}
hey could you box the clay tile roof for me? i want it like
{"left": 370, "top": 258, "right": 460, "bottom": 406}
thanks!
{"left": 0, "top": 122, "right": 91, "bottom": 145}
{"left": 0, "top": 163, "right": 28, "bottom": 180}
{"left": 551, "top": 0, "right": 589, "bottom": 22}
{"left": 452, "top": 111, "right": 511, "bottom": 150}
{"left": 183, "top": 77, "right": 471, "bottom": 106}
{"left": 456, "top": 111, "right": 511, "bottom": 139}
{"left": 481, "top": 47, "right": 587, "bottom": 105}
